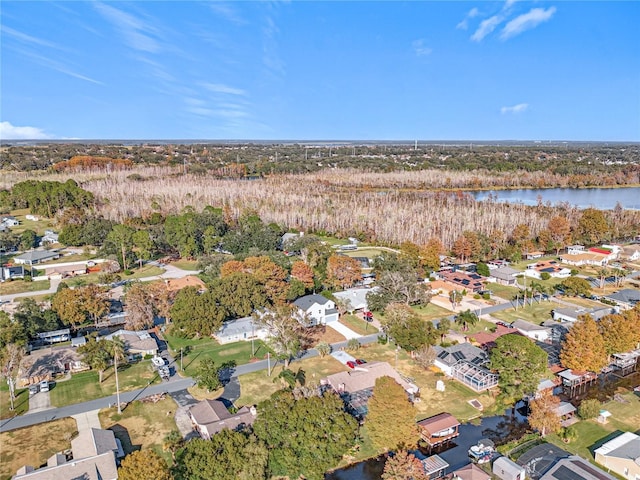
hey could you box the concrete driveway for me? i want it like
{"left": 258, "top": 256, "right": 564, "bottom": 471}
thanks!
{"left": 28, "top": 390, "right": 51, "bottom": 413}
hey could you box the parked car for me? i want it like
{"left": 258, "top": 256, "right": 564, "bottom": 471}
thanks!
{"left": 355, "top": 359, "right": 367, "bottom": 365}
{"left": 346, "top": 361, "right": 356, "bottom": 369}
{"left": 29, "top": 384, "right": 39, "bottom": 396}
{"left": 39, "top": 380, "right": 49, "bottom": 392}
{"left": 496, "top": 321, "right": 513, "bottom": 328}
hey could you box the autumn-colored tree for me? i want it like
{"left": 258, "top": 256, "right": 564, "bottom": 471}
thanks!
{"left": 366, "top": 376, "right": 419, "bottom": 451}
{"left": 124, "top": 282, "right": 156, "bottom": 330}
{"left": 118, "top": 449, "right": 172, "bottom": 480}
{"left": 511, "top": 223, "right": 531, "bottom": 246}
{"left": 420, "top": 237, "right": 444, "bottom": 272}
{"left": 326, "top": 254, "right": 363, "bottom": 289}
{"left": 290, "top": 260, "right": 314, "bottom": 289}
{"left": 221, "top": 256, "right": 288, "bottom": 304}
{"left": 382, "top": 450, "right": 429, "bottom": 480}
{"left": 399, "top": 241, "right": 422, "bottom": 272}
{"left": 547, "top": 216, "right": 571, "bottom": 255}
{"left": 220, "top": 260, "right": 245, "bottom": 277}
{"left": 560, "top": 315, "right": 608, "bottom": 373}
{"left": 577, "top": 208, "right": 610, "bottom": 244}
{"left": 489, "top": 229, "right": 506, "bottom": 258}
{"left": 528, "top": 390, "right": 561, "bottom": 437}
{"left": 52, "top": 288, "right": 87, "bottom": 328}
{"left": 452, "top": 235, "right": 472, "bottom": 263}
{"left": 599, "top": 314, "right": 637, "bottom": 356}
{"left": 82, "top": 285, "right": 110, "bottom": 327}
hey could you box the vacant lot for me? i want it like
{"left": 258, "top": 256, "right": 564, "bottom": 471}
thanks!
{"left": 49, "top": 361, "right": 160, "bottom": 407}
{"left": 0, "top": 279, "right": 51, "bottom": 296}
{"left": 491, "top": 301, "right": 557, "bottom": 325}
{"left": 0, "top": 418, "right": 76, "bottom": 480}
{"left": 5, "top": 209, "right": 55, "bottom": 236}
{"left": 339, "top": 315, "right": 378, "bottom": 335}
{"left": 169, "top": 259, "right": 200, "bottom": 271}
{"left": 99, "top": 396, "right": 178, "bottom": 457}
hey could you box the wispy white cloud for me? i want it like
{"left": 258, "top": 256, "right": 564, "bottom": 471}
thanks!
{"left": 261, "top": 4, "right": 285, "bottom": 77}
{"left": 504, "top": 0, "right": 520, "bottom": 10}
{"left": 500, "top": 7, "right": 557, "bottom": 40}
{"left": 456, "top": 7, "right": 479, "bottom": 30}
{"left": 501, "top": 103, "right": 529, "bottom": 114}
{"left": 2, "top": 26, "right": 65, "bottom": 50}
{"left": 0, "top": 121, "right": 53, "bottom": 140}
{"left": 208, "top": 2, "right": 247, "bottom": 25}
{"left": 471, "top": 14, "right": 504, "bottom": 42}
{"left": 201, "top": 83, "right": 247, "bottom": 96}
{"left": 12, "top": 46, "right": 104, "bottom": 85}
{"left": 94, "top": 2, "right": 161, "bottom": 53}
{"left": 412, "top": 39, "right": 432, "bottom": 57}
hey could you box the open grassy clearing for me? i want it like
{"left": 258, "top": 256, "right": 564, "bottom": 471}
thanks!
{"left": 0, "top": 417, "right": 76, "bottom": 480}
{"left": 0, "top": 386, "right": 29, "bottom": 419}
{"left": 169, "top": 259, "right": 200, "bottom": 271}
{"left": 546, "top": 390, "right": 640, "bottom": 461}
{"left": 491, "top": 301, "right": 557, "bottom": 325}
{"left": 343, "top": 248, "right": 385, "bottom": 260}
{"left": 6, "top": 209, "right": 55, "bottom": 236}
{"left": 61, "top": 264, "right": 165, "bottom": 287}
{"left": 411, "top": 303, "right": 453, "bottom": 321}
{"left": 453, "top": 319, "right": 499, "bottom": 336}
{"left": 38, "top": 253, "right": 94, "bottom": 265}
{"left": 0, "top": 279, "right": 51, "bottom": 296}
{"left": 99, "top": 396, "right": 178, "bottom": 459}
{"left": 339, "top": 315, "right": 378, "bottom": 335}
{"left": 49, "top": 361, "right": 161, "bottom": 407}
{"left": 486, "top": 282, "right": 520, "bottom": 300}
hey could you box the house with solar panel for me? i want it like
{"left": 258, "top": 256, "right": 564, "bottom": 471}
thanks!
{"left": 524, "top": 260, "right": 571, "bottom": 279}
{"left": 433, "top": 343, "right": 498, "bottom": 391}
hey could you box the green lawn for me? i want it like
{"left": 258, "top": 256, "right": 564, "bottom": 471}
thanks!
{"left": 411, "top": 303, "right": 453, "bottom": 321}
{"left": 491, "top": 301, "right": 557, "bottom": 325}
{"left": 62, "top": 264, "right": 165, "bottom": 287}
{"left": 339, "top": 315, "right": 378, "bottom": 335}
{"left": 546, "top": 390, "right": 640, "bottom": 460}
{"left": 343, "top": 248, "right": 386, "bottom": 260}
{"left": 163, "top": 330, "right": 267, "bottom": 374}
{"left": 41, "top": 253, "right": 94, "bottom": 265}
{"left": 485, "top": 283, "right": 519, "bottom": 300}
{"left": 0, "top": 386, "right": 29, "bottom": 420}
{"left": 454, "top": 319, "right": 498, "bottom": 336}
{"left": 0, "top": 279, "right": 51, "bottom": 296}
{"left": 7, "top": 208, "right": 55, "bottom": 235}
{"left": 49, "top": 361, "right": 161, "bottom": 407}
{"left": 169, "top": 259, "right": 200, "bottom": 271}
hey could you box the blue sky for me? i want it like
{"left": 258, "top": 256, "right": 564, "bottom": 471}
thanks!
{"left": 1, "top": 1, "right": 638, "bottom": 141}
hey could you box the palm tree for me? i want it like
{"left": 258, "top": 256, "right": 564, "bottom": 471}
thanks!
{"left": 596, "top": 267, "right": 611, "bottom": 290}
{"left": 316, "top": 341, "right": 331, "bottom": 358}
{"left": 455, "top": 309, "right": 478, "bottom": 332}
{"left": 449, "top": 290, "right": 463, "bottom": 310}
{"left": 109, "top": 337, "right": 126, "bottom": 414}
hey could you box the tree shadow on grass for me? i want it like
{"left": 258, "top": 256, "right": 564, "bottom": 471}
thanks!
{"left": 109, "top": 423, "right": 140, "bottom": 456}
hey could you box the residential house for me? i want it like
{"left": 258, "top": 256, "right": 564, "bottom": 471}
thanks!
{"left": 488, "top": 266, "right": 520, "bottom": 286}
{"left": 280, "top": 231, "right": 302, "bottom": 251}
{"left": 620, "top": 245, "right": 640, "bottom": 262}
{"left": 473, "top": 325, "right": 521, "bottom": 350}
{"left": 39, "top": 230, "right": 59, "bottom": 246}
{"left": 559, "top": 250, "right": 609, "bottom": 267}
{"left": 13, "top": 428, "right": 121, "bottom": 480}
{"left": 557, "top": 369, "right": 597, "bottom": 397}
{"left": 333, "top": 287, "right": 378, "bottom": 312}
{"left": 417, "top": 413, "right": 460, "bottom": 449}
{"left": 189, "top": 398, "right": 257, "bottom": 440}
{"left": 567, "top": 245, "right": 586, "bottom": 255}
{"left": 165, "top": 275, "right": 207, "bottom": 293}
{"left": 525, "top": 251, "right": 545, "bottom": 260}
{"left": 552, "top": 306, "right": 618, "bottom": 323}
{"left": 525, "top": 260, "right": 571, "bottom": 279}
{"left": 515, "top": 443, "right": 572, "bottom": 479}
{"left": 439, "top": 270, "right": 485, "bottom": 293}
{"left": 512, "top": 319, "right": 552, "bottom": 342}
{"left": 215, "top": 316, "right": 269, "bottom": 344}
{"left": 539, "top": 456, "right": 618, "bottom": 480}
{"left": 323, "top": 361, "right": 419, "bottom": 417}
{"left": 589, "top": 246, "right": 618, "bottom": 262}
{"left": 25, "top": 215, "right": 39, "bottom": 221}
{"left": 603, "top": 289, "right": 640, "bottom": 310}
{"left": 541, "top": 320, "right": 571, "bottom": 344}
{"left": 102, "top": 330, "right": 158, "bottom": 356}
{"left": 37, "top": 328, "right": 71, "bottom": 344}
{"left": 453, "top": 463, "right": 491, "bottom": 480}
{"left": 422, "top": 454, "right": 449, "bottom": 479}
{"left": 493, "top": 457, "right": 526, "bottom": 480}
{"left": 1, "top": 216, "right": 19, "bottom": 227}
{"left": 1, "top": 265, "right": 25, "bottom": 281}
{"left": 594, "top": 432, "right": 640, "bottom": 480}
{"left": 12, "top": 250, "right": 61, "bottom": 265}
{"left": 293, "top": 294, "right": 339, "bottom": 326}
{"left": 44, "top": 264, "right": 87, "bottom": 279}
{"left": 611, "top": 350, "right": 640, "bottom": 376}
{"left": 433, "top": 343, "right": 498, "bottom": 391}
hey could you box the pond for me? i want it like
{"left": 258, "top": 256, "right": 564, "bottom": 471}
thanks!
{"left": 470, "top": 187, "right": 640, "bottom": 210}
{"left": 326, "top": 409, "right": 527, "bottom": 480}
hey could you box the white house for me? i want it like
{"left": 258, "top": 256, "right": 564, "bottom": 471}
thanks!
{"left": 1, "top": 216, "right": 19, "bottom": 227}
{"left": 594, "top": 432, "right": 640, "bottom": 480}
{"left": 215, "top": 316, "right": 269, "bottom": 344}
{"left": 512, "top": 319, "right": 552, "bottom": 342}
{"left": 553, "top": 306, "right": 617, "bottom": 323}
{"left": 39, "top": 230, "right": 59, "bottom": 246}
{"left": 293, "top": 294, "right": 339, "bottom": 326}
{"left": 488, "top": 266, "right": 519, "bottom": 286}
{"left": 620, "top": 245, "right": 640, "bottom": 262}
{"left": 333, "top": 287, "right": 378, "bottom": 312}
{"left": 493, "top": 457, "right": 525, "bottom": 480}
{"left": 524, "top": 261, "right": 571, "bottom": 279}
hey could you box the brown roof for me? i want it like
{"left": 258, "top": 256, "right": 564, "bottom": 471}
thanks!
{"left": 44, "top": 264, "right": 87, "bottom": 275}
{"left": 472, "top": 325, "right": 521, "bottom": 348}
{"left": 324, "top": 361, "right": 419, "bottom": 395}
{"left": 454, "top": 463, "right": 491, "bottom": 480}
{"left": 417, "top": 412, "right": 460, "bottom": 435}
{"left": 189, "top": 399, "right": 256, "bottom": 436}
{"left": 165, "top": 276, "right": 207, "bottom": 292}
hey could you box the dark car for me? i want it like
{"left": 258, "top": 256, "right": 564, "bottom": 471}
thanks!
{"left": 355, "top": 359, "right": 367, "bottom": 365}
{"left": 496, "top": 321, "right": 513, "bottom": 328}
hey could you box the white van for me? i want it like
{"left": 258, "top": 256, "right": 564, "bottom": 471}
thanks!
{"left": 39, "top": 380, "right": 49, "bottom": 392}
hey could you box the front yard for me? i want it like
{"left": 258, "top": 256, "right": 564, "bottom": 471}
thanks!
{"left": 0, "top": 279, "right": 51, "bottom": 296}
{"left": 491, "top": 301, "right": 557, "bottom": 325}
{"left": 0, "top": 385, "right": 29, "bottom": 419}
{"left": 339, "top": 315, "right": 378, "bottom": 335}
{"left": 49, "top": 361, "right": 161, "bottom": 407}
{"left": 0, "top": 418, "right": 76, "bottom": 480}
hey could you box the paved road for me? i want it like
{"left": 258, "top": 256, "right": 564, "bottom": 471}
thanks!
{"left": 1, "top": 278, "right": 61, "bottom": 302}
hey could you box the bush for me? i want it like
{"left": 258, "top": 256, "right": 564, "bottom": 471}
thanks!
{"left": 377, "top": 335, "right": 388, "bottom": 345}
{"left": 124, "top": 269, "right": 133, "bottom": 275}
{"left": 578, "top": 398, "right": 600, "bottom": 419}
{"left": 570, "top": 269, "right": 579, "bottom": 276}
{"left": 482, "top": 293, "right": 491, "bottom": 300}
{"left": 473, "top": 294, "right": 481, "bottom": 300}
{"left": 540, "top": 272, "right": 551, "bottom": 281}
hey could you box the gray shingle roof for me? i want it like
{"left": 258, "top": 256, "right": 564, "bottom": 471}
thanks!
{"left": 293, "top": 294, "right": 331, "bottom": 310}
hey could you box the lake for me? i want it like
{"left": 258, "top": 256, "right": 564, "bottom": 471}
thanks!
{"left": 471, "top": 187, "right": 640, "bottom": 210}
{"left": 326, "top": 411, "right": 526, "bottom": 479}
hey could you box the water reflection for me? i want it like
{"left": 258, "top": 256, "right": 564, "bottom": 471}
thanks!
{"left": 326, "top": 409, "right": 527, "bottom": 480}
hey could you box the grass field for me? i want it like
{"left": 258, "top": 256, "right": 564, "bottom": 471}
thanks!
{"left": 0, "top": 418, "right": 76, "bottom": 480}
{"left": 6, "top": 209, "right": 55, "bottom": 236}
{"left": 49, "top": 361, "right": 161, "bottom": 407}
{"left": 0, "top": 279, "right": 51, "bottom": 296}
{"left": 62, "top": 264, "right": 165, "bottom": 287}
{"left": 486, "top": 283, "right": 519, "bottom": 300}
{"left": 411, "top": 303, "right": 453, "bottom": 321}
{"left": 491, "top": 301, "right": 557, "bottom": 325}
{"left": 339, "top": 315, "right": 378, "bottom": 335}
{"left": 0, "top": 386, "right": 29, "bottom": 420}
{"left": 169, "top": 259, "right": 200, "bottom": 271}
{"left": 546, "top": 390, "right": 640, "bottom": 460}
{"left": 99, "top": 396, "right": 178, "bottom": 459}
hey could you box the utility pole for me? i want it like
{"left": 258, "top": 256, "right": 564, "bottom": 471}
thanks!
{"left": 114, "top": 353, "right": 121, "bottom": 414}
{"left": 180, "top": 347, "right": 183, "bottom": 371}
{"left": 267, "top": 352, "right": 271, "bottom": 376}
